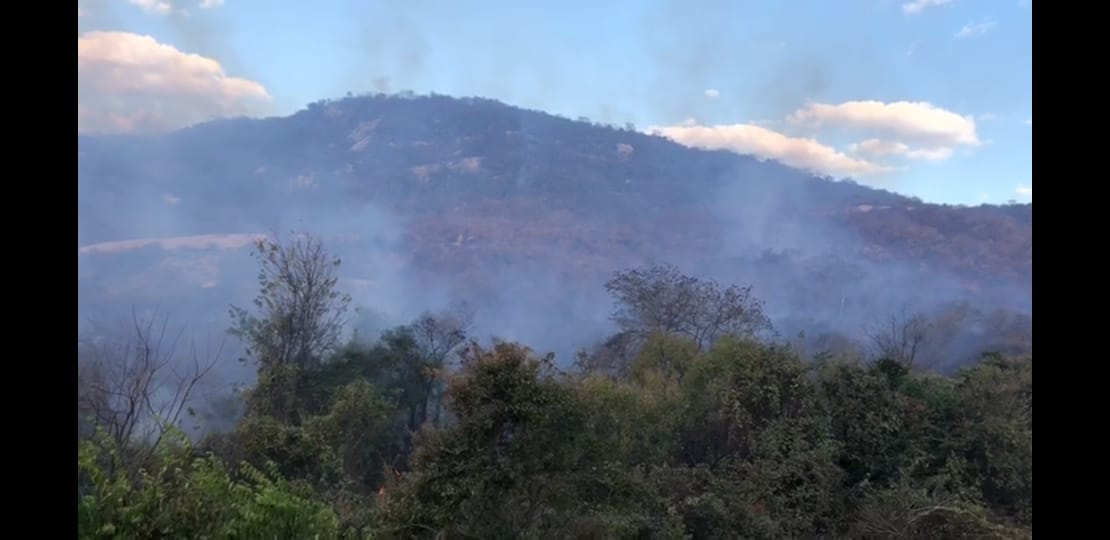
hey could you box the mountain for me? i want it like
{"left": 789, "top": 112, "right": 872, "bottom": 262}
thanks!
{"left": 77, "top": 93, "right": 1032, "bottom": 371}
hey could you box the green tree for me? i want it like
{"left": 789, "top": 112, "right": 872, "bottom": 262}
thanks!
{"left": 605, "top": 265, "right": 772, "bottom": 352}
{"left": 378, "top": 341, "right": 682, "bottom": 538}
{"left": 78, "top": 431, "right": 340, "bottom": 539}
{"left": 948, "top": 354, "right": 1032, "bottom": 526}
{"left": 229, "top": 232, "right": 352, "bottom": 423}
{"left": 229, "top": 233, "right": 352, "bottom": 370}
{"left": 675, "top": 338, "right": 843, "bottom": 536}
{"left": 816, "top": 358, "right": 925, "bottom": 488}
{"left": 308, "top": 379, "right": 396, "bottom": 493}
{"left": 851, "top": 480, "right": 1029, "bottom": 539}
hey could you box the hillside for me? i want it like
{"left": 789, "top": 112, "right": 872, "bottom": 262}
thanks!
{"left": 77, "top": 93, "right": 1032, "bottom": 369}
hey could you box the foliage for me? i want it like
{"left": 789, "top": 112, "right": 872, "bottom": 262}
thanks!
{"left": 78, "top": 431, "right": 340, "bottom": 539}
{"left": 606, "top": 264, "right": 773, "bottom": 351}
{"left": 78, "top": 236, "right": 1032, "bottom": 538}
{"left": 376, "top": 341, "right": 681, "bottom": 538}
{"left": 948, "top": 355, "right": 1033, "bottom": 525}
{"left": 229, "top": 233, "right": 352, "bottom": 370}
{"left": 850, "top": 480, "right": 1031, "bottom": 539}
{"left": 307, "top": 380, "right": 397, "bottom": 493}
{"left": 229, "top": 414, "right": 345, "bottom": 489}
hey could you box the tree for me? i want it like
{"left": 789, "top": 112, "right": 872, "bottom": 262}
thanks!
{"left": 866, "top": 309, "right": 932, "bottom": 370}
{"left": 409, "top": 304, "right": 472, "bottom": 427}
{"left": 604, "top": 264, "right": 772, "bottom": 352}
{"left": 78, "top": 431, "right": 341, "bottom": 539}
{"left": 851, "top": 480, "right": 1028, "bottom": 539}
{"left": 378, "top": 341, "right": 680, "bottom": 538}
{"left": 573, "top": 330, "right": 639, "bottom": 378}
{"left": 377, "top": 306, "right": 472, "bottom": 460}
{"left": 307, "top": 380, "right": 396, "bottom": 493}
{"left": 229, "top": 232, "right": 352, "bottom": 370}
{"left": 949, "top": 354, "right": 1033, "bottom": 525}
{"left": 77, "top": 309, "right": 222, "bottom": 470}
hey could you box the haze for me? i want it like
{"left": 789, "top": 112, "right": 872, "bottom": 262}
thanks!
{"left": 77, "top": 2, "right": 1033, "bottom": 537}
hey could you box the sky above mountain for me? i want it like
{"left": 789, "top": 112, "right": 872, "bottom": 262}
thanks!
{"left": 77, "top": 0, "right": 1032, "bottom": 205}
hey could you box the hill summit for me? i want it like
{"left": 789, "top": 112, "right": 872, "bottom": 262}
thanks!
{"left": 78, "top": 93, "right": 1031, "bottom": 370}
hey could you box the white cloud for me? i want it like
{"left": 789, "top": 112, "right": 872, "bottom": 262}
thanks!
{"left": 650, "top": 123, "right": 892, "bottom": 177}
{"left": 788, "top": 100, "right": 980, "bottom": 149}
{"left": 650, "top": 98, "right": 984, "bottom": 178}
{"left": 905, "top": 146, "right": 953, "bottom": 160}
{"left": 199, "top": 0, "right": 224, "bottom": 8}
{"left": 78, "top": 7, "right": 86, "bottom": 17}
{"left": 850, "top": 139, "right": 909, "bottom": 157}
{"left": 1024, "top": 117, "right": 1032, "bottom": 126}
{"left": 850, "top": 138, "right": 954, "bottom": 161}
{"left": 129, "top": 0, "right": 173, "bottom": 15}
{"left": 704, "top": 88, "right": 720, "bottom": 99}
{"left": 163, "top": 194, "right": 182, "bottom": 205}
{"left": 955, "top": 20, "right": 997, "bottom": 38}
{"left": 1015, "top": 185, "right": 1032, "bottom": 200}
{"left": 78, "top": 31, "right": 271, "bottom": 133}
{"left": 977, "top": 112, "right": 997, "bottom": 121}
{"left": 902, "top": 0, "right": 952, "bottom": 15}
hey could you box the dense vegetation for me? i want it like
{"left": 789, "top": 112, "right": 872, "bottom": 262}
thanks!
{"left": 78, "top": 234, "right": 1032, "bottom": 538}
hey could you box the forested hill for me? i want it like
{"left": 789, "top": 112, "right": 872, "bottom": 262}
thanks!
{"left": 78, "top": 93, "right": 1030, "bottom": 281}
{"left": 77, "top": 93, "right": 1032, "bottom": 369}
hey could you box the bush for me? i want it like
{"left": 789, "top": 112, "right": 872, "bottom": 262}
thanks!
{"left": 77, "top": 432, "right": 341, "bottom": 539}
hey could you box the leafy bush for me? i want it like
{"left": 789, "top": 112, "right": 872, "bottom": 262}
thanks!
{"left": 78, "top": 432, "right": 341, "bottom": 539}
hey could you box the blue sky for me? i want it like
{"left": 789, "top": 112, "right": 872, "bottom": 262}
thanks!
{"left": 77, "top": 0, "right": 1032, "bottom": 205}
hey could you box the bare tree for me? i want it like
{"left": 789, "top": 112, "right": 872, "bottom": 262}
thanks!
{"left": 410, "top": 303, "right": 472, "bottom": 426}
{"left": 413, "top": 305, "right": 471, "bottom": 367}
{"left": 77, "top": 309, "right": 223, "bottom": 468}
{"left": 866, "top": 309, "right": 932, "bottom": 370}
{"left": 604, "top": 264, "right": 772, "bottom": 352}
{"left": 229, "top": 232, "right": 352, "bottom": 369}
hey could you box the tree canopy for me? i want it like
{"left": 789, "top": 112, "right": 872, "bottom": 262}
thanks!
{"left": 78, "top": 235, "right": 1032, "bottom": 539}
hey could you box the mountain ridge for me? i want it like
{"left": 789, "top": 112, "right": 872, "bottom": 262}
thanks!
{"left": 77, "top": 92, "right": 1031, "bottom": 369}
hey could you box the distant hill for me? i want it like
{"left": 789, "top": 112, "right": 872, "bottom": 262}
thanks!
{"left": 77, "top": 93, "right": 1031, "bottom": 370}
